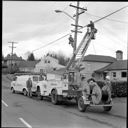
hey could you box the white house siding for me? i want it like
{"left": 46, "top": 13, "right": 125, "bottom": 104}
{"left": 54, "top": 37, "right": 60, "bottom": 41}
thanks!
{"left": 79, "top": 61, "right": 111, "bottom": 81}
{"left": 34, "top": 56, "right": 65, "bottom": 73}
{"left": 107, "top": 70, "right": 127, "bottom": 81}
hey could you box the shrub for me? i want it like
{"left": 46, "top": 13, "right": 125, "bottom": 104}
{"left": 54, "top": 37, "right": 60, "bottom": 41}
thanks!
{"left": 96, "top": 80, "right": 127, "bottom": 97}
{"left": 111, "top": 81, "right": 127, "bottom": 97}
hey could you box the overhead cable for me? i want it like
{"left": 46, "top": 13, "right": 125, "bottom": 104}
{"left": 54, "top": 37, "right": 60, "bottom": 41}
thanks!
{"left": 32, "top": 5, "right": 128, "bottom": 52}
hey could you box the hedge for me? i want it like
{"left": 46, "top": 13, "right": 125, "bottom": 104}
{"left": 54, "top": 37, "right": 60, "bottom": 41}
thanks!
{"left": 96, "top": 81, "right": 127, "bottom": 97}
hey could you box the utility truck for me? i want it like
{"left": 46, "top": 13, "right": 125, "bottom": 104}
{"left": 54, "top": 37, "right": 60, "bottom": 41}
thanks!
{"left": 38, "top": 21, "right": 113, "bottom": 112}
{"left": 11, "top": 21, "right": 113, "bottom": 112}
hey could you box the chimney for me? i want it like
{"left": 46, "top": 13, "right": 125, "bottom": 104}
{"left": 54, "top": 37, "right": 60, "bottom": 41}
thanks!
{"left": 116, "top": 50, "right": 123, "bottom": 60}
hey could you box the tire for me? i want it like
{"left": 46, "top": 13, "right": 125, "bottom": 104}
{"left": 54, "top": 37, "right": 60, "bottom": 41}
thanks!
{"left": 11, "top": 87, "right": 15, "bottom": 93}
{"left": 103, "top": 106, "right": 112, "bottom": 112}
{"left": 37, "top": 87, "right": 43, "bottom": 100}
{"left": 92, "top": 85, "right": 102, "bottom": 104}
{"left": 51, "top": 89, "right": 58, "bottom": 105}
{"left": 23, "top": 89, "right": 27, "bottom": 96}
{"left": 78, "top": 96, "right": 87, "bottom": 112}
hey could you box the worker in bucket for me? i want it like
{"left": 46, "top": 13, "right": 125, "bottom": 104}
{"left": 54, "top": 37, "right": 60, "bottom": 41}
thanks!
{"left": 26, "top": 77, "right": 33, "bottom": 97}
{"left": 87, "top": 21, "right": 97, "bottom": 39}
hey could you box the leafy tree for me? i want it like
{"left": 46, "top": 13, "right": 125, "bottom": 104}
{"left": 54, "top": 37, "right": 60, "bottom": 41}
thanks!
{"left": 27, "top": 53, "right": 35, "bottom": 61}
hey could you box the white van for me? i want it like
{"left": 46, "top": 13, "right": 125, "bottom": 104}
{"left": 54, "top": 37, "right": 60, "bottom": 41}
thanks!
{"left": 11, "top": 74, "right": 45, "bottom": 96}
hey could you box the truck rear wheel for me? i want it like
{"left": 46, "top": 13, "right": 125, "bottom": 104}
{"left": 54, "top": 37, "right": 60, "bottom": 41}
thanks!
{"left": 78, "top": 96, "right": 87, "bottom": 112}
{"left": 51, "top": 90, "right": 58, "bottom": 105}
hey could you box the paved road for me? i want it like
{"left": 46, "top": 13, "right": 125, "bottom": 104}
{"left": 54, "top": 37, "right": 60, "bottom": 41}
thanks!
{"left": 2, "top": 75, "right": 126, "bottom": 128}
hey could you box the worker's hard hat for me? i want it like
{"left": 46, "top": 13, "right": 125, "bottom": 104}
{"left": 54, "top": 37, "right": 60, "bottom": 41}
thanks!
{"left": 106, "top": 76, "right": 110, "bottom": 80}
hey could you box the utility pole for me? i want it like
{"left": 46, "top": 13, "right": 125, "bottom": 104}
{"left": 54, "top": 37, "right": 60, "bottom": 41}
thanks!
{"left": 8, "top": 42, "right": 18, "bottom": 73}
{"left": 70, "top": 2, "right": 87, "bottom": 53}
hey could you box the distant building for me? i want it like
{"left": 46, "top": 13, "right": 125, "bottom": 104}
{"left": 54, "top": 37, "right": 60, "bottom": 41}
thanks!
{"left": 2, "top": 57, "right": 7, "bottom": 68}
{"left": 4, "top": 53, "right": 23, "bottom": 66}
{"left": 95, "top": 52, "right": 127, "bottom": 81}
{"left": 75, "top": 50, "right": 127, "bottom": 82}
{"left": 77, "top": 54, "right": 117, "bottom": 81}
{"left": 18, "top": 60, "right": 39, "bottom": 73}
{"left": 34, "top": 55, "right": 65, "bottom": 73}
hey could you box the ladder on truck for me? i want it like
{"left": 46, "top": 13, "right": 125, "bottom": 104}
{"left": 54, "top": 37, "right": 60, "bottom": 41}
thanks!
{"left": 66, "top": 27, "right": 97, "bottom": 71}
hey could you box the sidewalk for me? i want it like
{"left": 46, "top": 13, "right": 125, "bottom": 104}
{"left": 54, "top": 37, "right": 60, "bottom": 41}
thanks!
{"left": 111, "top": 97, "right": 126, "bottom": 118}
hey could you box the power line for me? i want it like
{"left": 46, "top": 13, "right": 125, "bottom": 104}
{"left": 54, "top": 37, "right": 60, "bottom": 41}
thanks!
{"left": 94, "top": 5, "right": 128, "bottom": 23}
{"left": 32, "top": 33, "right": 70, "bottom": 52}
{"left": 32, "top": 5, "right": 128, "bottom": 53}
{"left": 86, "top": 12, "right": 128, "bottom": 24}
{"left": 82, "top": 5, "right": 128, "bottom": 29}
{"left": 92, "top": 42, "right": 96, "bottom": 54}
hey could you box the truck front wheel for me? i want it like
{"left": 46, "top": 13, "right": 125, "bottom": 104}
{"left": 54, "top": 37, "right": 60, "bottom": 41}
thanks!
{"left": 51, "top": 89, "right": 58, "bottom": 105}
{"left": 37, "top": 87, "right": 43, "bottom": 100}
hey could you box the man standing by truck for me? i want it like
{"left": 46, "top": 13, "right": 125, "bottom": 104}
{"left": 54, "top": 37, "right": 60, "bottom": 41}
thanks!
{"left": 26, "top": 77, "right": 33, "bottom": 97}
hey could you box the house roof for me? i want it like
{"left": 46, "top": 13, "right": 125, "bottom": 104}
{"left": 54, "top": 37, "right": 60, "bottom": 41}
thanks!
{"left": 18, "top": 60, "right": 39, "bottom": 68}
{"left": 95, "top": 60, "right": 127, "bottom": 72}
{"left": 82, "top": 54, "right": 116, "bottom": 63}
{"left": 5, "top": 54, "right": 23, "bottom": 61}
{"left": 46, "top": 67, "right": 78, "bottom": 75}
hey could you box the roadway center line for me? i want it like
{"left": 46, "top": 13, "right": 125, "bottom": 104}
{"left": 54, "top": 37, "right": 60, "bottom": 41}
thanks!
{"left": 2, "top": 100, "right": 8, "bottom": 107}
{"left": 19, "top": 118, "right": 32, "bottom": 128}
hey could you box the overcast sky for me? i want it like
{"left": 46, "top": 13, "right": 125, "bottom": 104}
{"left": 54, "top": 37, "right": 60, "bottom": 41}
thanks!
{"left": 2, "top": 1, "right": 128, "bottom": 60}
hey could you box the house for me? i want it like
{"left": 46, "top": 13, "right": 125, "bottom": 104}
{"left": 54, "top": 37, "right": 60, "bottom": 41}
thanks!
{"left": 34, "top": 55, "right": 65, "bottom": 73}
{"left": 95, "top": 59, "right": 127, "bottom": 81}
{"left": 4, "top": 53, "right": 23, "bottom": 66}
{"left": 18, "top": 60, "right": 39, "bottom": 73}
{"left": 2, "top": 56, "right": 7, "bottom": 68}
{"left": 78, "top": 50, "right": 127, "bottom": 81}
{"left": 77, "top": 54, "right": 117, "bottom": 81}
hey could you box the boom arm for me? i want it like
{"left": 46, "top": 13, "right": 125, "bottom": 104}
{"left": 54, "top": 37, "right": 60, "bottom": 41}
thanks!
{"left": 66, "top": 28, "right": 97, "bottom": 71}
